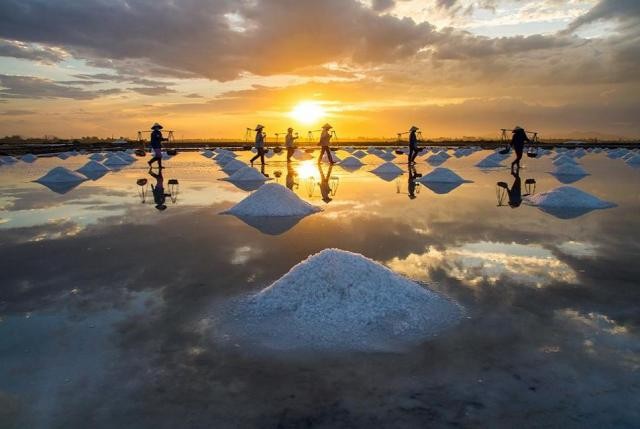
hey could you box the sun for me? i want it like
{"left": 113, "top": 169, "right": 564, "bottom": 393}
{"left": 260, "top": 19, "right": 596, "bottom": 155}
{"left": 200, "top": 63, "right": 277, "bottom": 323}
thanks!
{"left": 290, "top": 101, "right": 325, "bottom": 125}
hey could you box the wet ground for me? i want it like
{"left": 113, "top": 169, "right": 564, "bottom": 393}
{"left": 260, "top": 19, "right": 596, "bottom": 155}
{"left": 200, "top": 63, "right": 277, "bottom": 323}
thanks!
{"left": 0, "top": 149, "right": 639, "bottom": 428}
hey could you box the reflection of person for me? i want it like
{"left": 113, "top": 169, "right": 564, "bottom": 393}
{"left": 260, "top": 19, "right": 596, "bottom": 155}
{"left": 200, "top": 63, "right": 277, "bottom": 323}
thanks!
{"left": 250, "top": 124, "right": 266, "bottom": 166}
{"left": 511, "top": 126, "right": 530, "bottom": 172}
{"left": 408, "top": 164, "right": 421, "bottom": 199}
{"left": 286, "top": 163, "right": 297, "bottom": 190}
{"left": 148, "top": 123, "right": 168, "bottom": 168}
{"left": 285, "top": 128, "right": 298, "bottom": 163}
{"left": 318, "top": 163, "right": 333, "bottom": 203}
{"left": 497, "top": 170, "right": 522, "bottom": 208}
{"left": 408, "top": 126, "right": 421, "bottom": 165}
{"left": 148, "top": 168, "right": 170, "bottom": 211}
{"left": 318, "top": 123, "right": 334, "bottom": 164}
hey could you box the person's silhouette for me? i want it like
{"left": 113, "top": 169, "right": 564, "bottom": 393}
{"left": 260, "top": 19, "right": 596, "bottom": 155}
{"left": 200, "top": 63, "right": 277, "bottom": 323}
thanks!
{"left": 510, "top": 126, "right": 530, "bottom": 172}
{"left": 286, "top": 164, "right": 297, "bottom": 190}
{"left": 148, "top": 167, "right": 171, "bottom": 210}
{"left": 408, "top": 164, "right": 421, "bottom": 199}
{"left": 318, "top": 163, "right": 334, "bottom": 203}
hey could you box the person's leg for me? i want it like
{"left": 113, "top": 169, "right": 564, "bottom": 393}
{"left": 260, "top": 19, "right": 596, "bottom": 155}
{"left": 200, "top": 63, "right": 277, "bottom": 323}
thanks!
{"left": 250, "top": 150, "right": 259, "bottom": 164}
{"left": 259, "top": 148, "right": 265, "bottom": 165}
{"left": 287, "top": 148, "right": 293, "bottom": 162}
{"left": 408, "top": 147, "right": 414, "bottom": 164}
{"left": 318, "top": 147, "right": 325, "bottom": 164}
{"left": 327, "top": 148, "right": 334, "bottom": 164}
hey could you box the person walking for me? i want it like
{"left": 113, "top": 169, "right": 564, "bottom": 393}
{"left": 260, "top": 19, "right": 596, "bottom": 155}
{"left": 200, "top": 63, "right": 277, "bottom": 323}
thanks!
{"left": 408, "top": 125, "right": 420, "bottom": 165}
{"left": 285, "top": 127, "right": 298, "bottom": 162}
{"left": 511, "top": 126, "right": 530, "bottom": 172}
{"left": 250, "top": 124, "right": 266, "bottom": 166}
{"left": 318, "top": 123, "right": 334, "bottom": 164}
{"left": 148, "top": 123, "right": 168, "bottom": 168}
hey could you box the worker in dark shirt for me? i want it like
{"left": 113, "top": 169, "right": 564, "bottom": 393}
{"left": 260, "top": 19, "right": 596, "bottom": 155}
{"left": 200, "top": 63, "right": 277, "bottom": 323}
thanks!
{"left": 408, "top": 126, "right": 421, "bottom": 165}
{"left": 148, "top": 122, "right": 168, "bottom": 169}
{"left": 511, "top": 126, "right": 530, "bottom": 172}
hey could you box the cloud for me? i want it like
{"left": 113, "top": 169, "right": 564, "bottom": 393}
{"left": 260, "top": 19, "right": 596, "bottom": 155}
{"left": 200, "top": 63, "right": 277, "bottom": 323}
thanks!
{"left": 371, "top": 0, "right": 396, "bottom": 12}
{"left": 565, "top": 0, "right": 640, "bottom": 33}
{"left": 0, "top": 74, "right": 123, "bottom": 100}
{"left": 0, "top": 38, "right": 66, "bottom": 63}
{"left": 1, "top": 109, "right": 35, "bottom": 116}
{"left": 128, "top": 86, "right": 176, "bottom": 96}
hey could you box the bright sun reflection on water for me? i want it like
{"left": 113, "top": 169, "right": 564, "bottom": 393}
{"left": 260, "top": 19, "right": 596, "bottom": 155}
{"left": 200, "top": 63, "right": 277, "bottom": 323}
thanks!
{"left": 296, "top": 160, "right": 319, "bottom": 179}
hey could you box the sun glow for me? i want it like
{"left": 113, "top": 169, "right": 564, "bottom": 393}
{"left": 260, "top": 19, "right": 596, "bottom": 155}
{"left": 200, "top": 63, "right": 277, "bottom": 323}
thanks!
{"left": 290, "top": 101, "right": 325, "bottom": 125}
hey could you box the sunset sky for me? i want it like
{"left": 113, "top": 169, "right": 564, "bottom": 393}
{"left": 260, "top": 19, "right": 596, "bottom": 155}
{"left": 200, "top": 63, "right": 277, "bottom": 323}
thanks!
{"left": 0, "top": 0, "right": 638, "bottom": 140}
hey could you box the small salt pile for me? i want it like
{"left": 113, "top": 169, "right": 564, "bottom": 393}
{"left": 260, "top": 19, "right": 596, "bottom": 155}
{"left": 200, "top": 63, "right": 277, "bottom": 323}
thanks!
{"left": 553, "top": 155, "right": 578, "bottom": 166}
{"left": 525, "top": 186, "right": 616, "bottom": 219}
{"left": 222, "top": 159, "right": 246, "bottom": 174}
{"left": 340, "top": 156, "right": 364, "bottom": 168}
{"left": 426, "top": 152, "right": 449, "bottom": 166}
{"left": 625, "top": 154, "right": 640, "bottom": 166}
{"left": 352, "top": 150, "right": 367, "bottom": 159}
{"left": 1, "top": 155, "right": 18, "bottom": 163}
{"left": 321, "top": 151, "right": 342, "bottom": 163}
{"left": 475, "top": 152, "right": 506, "bottom": 168}
{"left": 89, "top": 153, "right": 105, "bottom": 161}
{"left": 36, "top": 167, "right": 87, "bottom": 184}
{"left": 293, "top": 149, "right": 313, "bottom": 161}
{"left": 370, "top": 162, "right": 404, "bottom": 175}
{"left": 417, "top": 167, "right": 471, "bottom": 184}
{"left": 376, "top": 151, "right": 396, "bottom": 161}
{"left": 21, "top": 154, "right": 37, "bottom": 163}
{"left": 77, "top": 160, "right": 111, "bottom": 180}
{"left": 215, "top": 154, "right": 234, "bottom": 166}
{"left": 103, "top": 153, "right": 130, "bottom": 167}
{"left": 553, "top": 163, "right": 588, "bottom": 177}
{"left": 57, "top": 152, "right": 70, "bottom": 160}
{"left": 222, "top": 183, "right": 321, "bottom": 217}
{"left": 202, "top": 150, "right": 214, "bottom": 158}
{"left": 219, "top": 249, "right": 464, "bottom": 352}
{"left": 221, "top": 166, "right": 269, "bottom": 182}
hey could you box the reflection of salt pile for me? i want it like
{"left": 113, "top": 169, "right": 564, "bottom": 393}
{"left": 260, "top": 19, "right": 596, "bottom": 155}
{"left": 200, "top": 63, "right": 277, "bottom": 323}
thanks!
{"left": 417, "top": 167, "right": 471, "bottom": 194}
{"left": 89, "top": 153, "right": 105, "bottom": 161}
{"left": 57, "top": 152, "right": 70, "bottom": 160}
{"left": 371, "top": 162, "right": 403, "bottom": 175}
{"left": 77, "top": 160, "right": 111, "bottom": 180}
{"left": 223, "top": 183, "right": 321, "bottom": 217}
{"left": 352, "top": 150, "right": 367, "bottom": 159}
{"left": 525, "top": 186, "right": 616, "bottom": 219}
{"left": 221, "top": 249, "right": 464, "bottom": 352}
{"left": 221, "top": 166, "right": 270, "bottom": 182}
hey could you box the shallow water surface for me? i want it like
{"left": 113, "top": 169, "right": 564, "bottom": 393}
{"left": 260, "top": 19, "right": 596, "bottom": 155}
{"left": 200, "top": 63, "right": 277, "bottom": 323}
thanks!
{"left": 0, "top": 149, "right": 639, "bottom": 428}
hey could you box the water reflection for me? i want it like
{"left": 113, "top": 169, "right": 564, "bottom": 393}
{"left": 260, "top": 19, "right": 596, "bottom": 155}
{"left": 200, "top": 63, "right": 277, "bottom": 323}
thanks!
{"left": 147, "top": 168, "right": 179, "bottom": 210}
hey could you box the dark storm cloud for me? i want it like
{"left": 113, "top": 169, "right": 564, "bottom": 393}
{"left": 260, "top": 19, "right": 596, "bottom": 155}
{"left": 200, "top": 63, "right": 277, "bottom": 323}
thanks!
{"left": 565, "top": 0, "right": 640, "bottom": 33}
{"left": 0, "top": 38, "right": 65, "bottom": 63}
{"left": 0, "top": 74, "right": 123, "bottom": 100}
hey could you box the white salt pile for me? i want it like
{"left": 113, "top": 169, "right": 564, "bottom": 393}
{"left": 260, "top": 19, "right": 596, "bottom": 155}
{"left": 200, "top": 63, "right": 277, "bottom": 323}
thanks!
{"left": 370, "top": 162, "right": 404, "bottom": 175}
{"left": 222, "top": 183, "right": 321, "bottom": 217}
{"left": 417, "top": 167, "right": 471, "bottom": 184}
{"left": 202, "top": 150, "right": 214, "bottom": 158}
{"left": 103, "top": 154, "right": 130, "bottom": 167}
{"left": 57, "top": 152, "right": 70, "bottom": 160}
{"left": 553, "top": 163, "right": 588, "bottom": 176}
{"left": 426, "top": 152, "right": 449, "bottom": 166}
{"left": 222, "top": 159, "right": 246, "bottom": 174}
{"left": 352, "top": 150, "right": 367, "bottom": 159}
{"left": 36, "top": 167, "right": 87, "bottom": 184}
{"left": 77, "top": 160, "right": 110, "bottom": 179}
{"left": 21, "top": 154, "right": 37, "bottom": 163}
{"left": 475, "top": 152, "right": 507, "bottom": 168}
{"left": 625, "top": 154, "right": 640, "bottom": 166}
{"left": 215, "top": 154, "right": 234, "bottom": 166}
{"left": 89, "top": 153, "right": 105, "bottom": 161}
{"left": 376, "top": 151, "right": 396, "bottom": 161}
{"left": 116, "top": 152, "right": 136, "bottom": 163}
{"left": 293, "top": 149, "right": 313, "bottom": 161}
{"left": 321, "top": 152, "right": 342, "bottom": 163}
{"left": 218, "top": 249, "right": 464, "bottom": 352}
{"left": 340, "top": 156, "right": 364, "bottom": 168}
{"left": 1, "top": 155, "right": 18, "bottom": 163}
{"left": 221, "top": 166, "right": 270, "bottom": 182}
{"left": 553, "top": 155, "right": 578, "bottom": 166}
{"left": 525, "top": 186, "right": 616, "bottom": 219}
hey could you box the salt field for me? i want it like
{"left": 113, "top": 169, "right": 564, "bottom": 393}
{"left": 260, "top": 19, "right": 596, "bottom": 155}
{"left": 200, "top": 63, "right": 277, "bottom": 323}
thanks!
{"left": 1, "top": 147, "right": 639, "bottom": 428}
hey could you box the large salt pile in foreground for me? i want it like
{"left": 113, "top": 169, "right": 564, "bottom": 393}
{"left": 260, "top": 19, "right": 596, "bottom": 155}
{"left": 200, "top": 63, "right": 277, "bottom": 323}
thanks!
{"left": 218, "top": 249, "right": 464, "bottom": 352}
{"left": 223, "top": 183, "right": 321, "bottom": 217}
{"left": 36, "top": 166, "right": 87, "bottom": 183}
{"left": 525, "top": 186, "right": 616, "bottom": 219}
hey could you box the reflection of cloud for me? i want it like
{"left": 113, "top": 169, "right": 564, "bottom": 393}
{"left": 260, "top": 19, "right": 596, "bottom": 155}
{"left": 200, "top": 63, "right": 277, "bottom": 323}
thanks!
{"left": 388, "top": 241, "right": 577, "bottom": 287}
{"left": 556, "top": 241, "right": 597, "bottom": 258}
